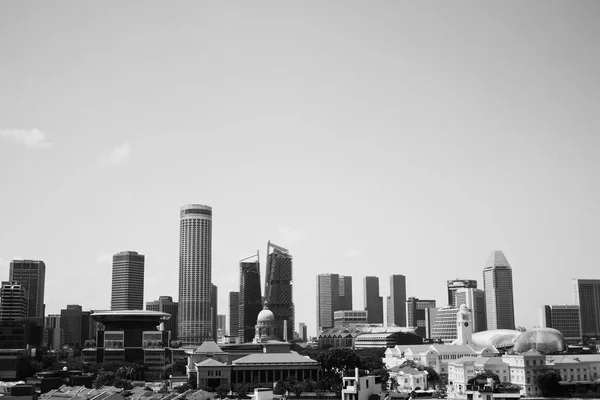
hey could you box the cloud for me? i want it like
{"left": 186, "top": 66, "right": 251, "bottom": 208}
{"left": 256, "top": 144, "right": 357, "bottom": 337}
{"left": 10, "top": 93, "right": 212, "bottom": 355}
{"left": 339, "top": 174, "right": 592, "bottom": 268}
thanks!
{"left": 0, "top": 129, "right": 52, "bottom": 148}
{"left": 103, "top": 142, "right": 131, "bottom": 164}
{"left": 95, "top": 253, "right": 113, "bottom": 266}
{"left": 344, "top": 249, "right": 363, "bottom": 258}
{"left": 278, "top": 227, "right": 306, "bottom": 245}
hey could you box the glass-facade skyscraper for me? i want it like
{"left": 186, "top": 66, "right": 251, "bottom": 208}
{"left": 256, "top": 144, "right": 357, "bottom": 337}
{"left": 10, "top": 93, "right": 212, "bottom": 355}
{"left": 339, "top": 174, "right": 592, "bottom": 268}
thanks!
{"left": 229, "top": 291, "right": 240, "bottom": 339}
{"left": 316, "top": 273, "right": 340, "bottom": 332}
{"left": 111, "top": 251, "right": 145, "bottom": 310}
{"left": 239, "top": 253, "right": 262, "bottom": 343}
{"left": 178, "top": 204, "right": 212, "bottom": 345}
{"left": 264, "top": 241, "right": 294, "bottom": 341}
{"left": 9, "top": 259, "right": 46, "bottom": 323}
{"left": 573, "top": 279, "right": 600, "bottom": 338}
{"left": 387, "top": 274, "right": 407, "bottom": 327}
{"left": 364, "top": 276, "right": 383, "bottom": 324}
{"left": 483, "top": 250, "right": 515, "bottom": 330}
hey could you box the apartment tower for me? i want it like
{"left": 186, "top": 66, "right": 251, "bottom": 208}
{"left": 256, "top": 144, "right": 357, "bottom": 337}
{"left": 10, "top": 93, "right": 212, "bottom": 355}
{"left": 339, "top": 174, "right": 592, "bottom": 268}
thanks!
{"left": 111, "top": 251, "right": 145, "bottom": 310}
{"left": 9, "top": 259, "right": 46, "bottom": 323}
{"left": 178, "top": 204, "right": 212, "bottom": 345}
{"left": 483, "top": 250, "right": 515, "bottom": 330}
{"left": 264, "top": 241, "right": 294, "bottom": 341}
{"left": 239, "top": 253, "right": 262, "bottom": 343}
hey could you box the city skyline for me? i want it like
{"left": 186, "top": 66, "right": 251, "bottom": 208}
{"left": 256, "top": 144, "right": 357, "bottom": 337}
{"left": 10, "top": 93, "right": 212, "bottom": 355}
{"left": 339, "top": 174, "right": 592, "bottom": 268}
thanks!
{"left": 1, "top": 2, "right": 599, "bottom": 337}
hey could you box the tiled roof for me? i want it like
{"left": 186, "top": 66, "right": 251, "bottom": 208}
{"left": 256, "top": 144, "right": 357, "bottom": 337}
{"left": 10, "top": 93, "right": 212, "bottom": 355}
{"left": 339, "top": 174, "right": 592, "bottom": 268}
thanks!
{"left": 233, "top": 353, "right": 318, "bottom": 365}
{"left": 195, "top": 340, "right": 224, "bottom": 354}
{"left": 196, "top": 358, "right": 227, "bottom": 367}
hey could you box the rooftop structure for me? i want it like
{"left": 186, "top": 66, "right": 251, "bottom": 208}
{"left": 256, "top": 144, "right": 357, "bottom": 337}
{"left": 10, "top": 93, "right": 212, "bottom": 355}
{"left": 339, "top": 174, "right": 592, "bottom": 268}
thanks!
{"left": 91, "top": 310, "right": 170, "bottom": 331}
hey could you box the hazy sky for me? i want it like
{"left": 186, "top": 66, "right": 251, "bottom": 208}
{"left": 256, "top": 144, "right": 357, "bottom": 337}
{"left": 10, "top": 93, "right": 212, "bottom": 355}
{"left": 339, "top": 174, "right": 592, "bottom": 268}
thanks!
{"left": 1, "top": 1, "right": 599, "bottom": 337}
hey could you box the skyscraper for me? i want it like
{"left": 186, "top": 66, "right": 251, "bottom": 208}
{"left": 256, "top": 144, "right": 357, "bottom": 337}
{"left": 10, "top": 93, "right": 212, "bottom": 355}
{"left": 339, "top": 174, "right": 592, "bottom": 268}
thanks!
{"left": 299, "top": 322, "right": 307, "bottom": 341}
{"left": 387, "top": 275, "right": 407, "bottom": 327}
{"left": 541, "top": 305, "right": 582, "bottom": 343}
{"left": 239, "top": 253, "right": 262, "bottom": 343}
{"left": 364, "top": 276, "right": 383, "bottom": 324}
{"left": 210, "top": 283, "right": 218, "bottom": 340}
{"left": 9, "top": 259, "right": 46, "bottom": 323}
{"left": 573, "top": 279, "right": 600, "bottom": 338}
{"left": 316, "top": 273, "right": 340, "bottom": 332}
{"left": 146, "top": 296, "right": 179, "bottom": 341}
{"left": 0, "top": 281, "right": 27, "bottom": 321}
{"left": 229, "top": 291, "right": 239, "bottom": 339}
{"left": 483, "top": 250, "right": 515, "bottom": 330}
{"left": 447, "top": 279, "right": 478, "bottom": 306}
{"left": 178, "top": 204, "right": 213, "bottom": 345}
{"left": 60, "top": 304, "right": 93, "bottom": 349}
{"left": 406, "top": 297, "right": 436, "bottom": 338}
{"left": 455, "top": 288, "right": 487, "bottom": 333}
{"left": 264, "top": 241, "right": 294, "bottom": 341}
{"left": 111, "top": 251, "right": 145, "bottom": 310}
{"left": 339, "top": 275, "right": 353, "bottom": 310}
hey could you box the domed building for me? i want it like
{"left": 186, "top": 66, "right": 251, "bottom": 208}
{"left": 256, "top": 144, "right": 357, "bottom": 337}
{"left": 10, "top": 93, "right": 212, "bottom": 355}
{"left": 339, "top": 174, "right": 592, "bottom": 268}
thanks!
{"left": 471, "top": 329, "right": 523, "bottom": 350}
{"left": 253, "top": 306, "right": 277, "bottom": 343}
{"left": 513, "top": 327, "right": 566, "bottom": 354}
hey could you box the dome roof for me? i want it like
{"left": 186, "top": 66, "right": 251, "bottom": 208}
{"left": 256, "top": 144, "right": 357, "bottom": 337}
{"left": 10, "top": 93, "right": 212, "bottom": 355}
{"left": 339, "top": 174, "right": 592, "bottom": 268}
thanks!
{"left": 472, "top": 329, "right": 523, "bottom": 349}
{"left": 513, "top": 327, "right": 566, "bottom": 354}
{"left": 257, "top": 307, "right": 275, "bottom": 323}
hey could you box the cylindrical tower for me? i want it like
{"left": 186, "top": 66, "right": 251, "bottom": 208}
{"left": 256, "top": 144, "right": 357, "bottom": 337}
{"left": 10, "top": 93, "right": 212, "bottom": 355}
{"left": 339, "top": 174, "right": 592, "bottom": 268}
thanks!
{"left": 178, "top": 204, "right": 212, "bottom": 345}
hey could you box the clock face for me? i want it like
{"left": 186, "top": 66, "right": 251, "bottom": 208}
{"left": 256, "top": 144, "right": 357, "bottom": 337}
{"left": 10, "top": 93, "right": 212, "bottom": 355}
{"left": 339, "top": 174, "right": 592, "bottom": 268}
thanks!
{"left": 464, "top": 322, "right": 469, "bottom": 327}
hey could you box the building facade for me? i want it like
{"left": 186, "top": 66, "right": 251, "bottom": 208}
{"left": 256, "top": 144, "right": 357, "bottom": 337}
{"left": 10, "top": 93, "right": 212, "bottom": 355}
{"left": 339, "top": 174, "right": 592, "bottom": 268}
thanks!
{"left": 387, "top": 275, "right": 407, "bottom": 327}
{"left": 0, "top": 282, "right": 27, "bottom": 321}
{"left": 179, "top": 204, "right": 213, "bottom": 345}
{"left": 60, "top": 305, "right": 93, "bottom": 349}
{"left": 316, "top": 273, "right": 340, "bottom": 332}
{"left": 430, "top": 306, "right": 460, "bottom": 343}
{"left": 447, "top": 279, "right": 478, "bottom": 307}
{"left": 483, "top": 251, "right": 515, "bottom": 330}
{"left": 299, "top": 322, "right": 307, "bottom": 341}
{"left": 9, "top": 259, "right": 46, "bottom": 323}
{"left": 239, "top": 254, "right": 262, "bottom": 343}
{"left": 541, "top": 305, "right": 582, "bottom": 343}
{"left": 229, "top": 291, "right": 239, "bottom": 339}
{"left": 111, "top": 251, "right": 145, "bottom": 310}
{"left": 455, "top": 288, "right": 487, "bottom": 333}
{"left": 364, "top": 276, "right": 383, "bottom": 324}
{"left": 146, "top": 296, "right": 179, "bottom": 341}
{"left": 406, "top": 297, "right": 436, "bottom": 339}
{"left": 264, "top": 242, "right": 294, "bottom": 341}
{"left": 339, "top": 275, "right": 353, "bottom": 311}
{"left": 573, "top": 279, "right": 600, "bottom": 338}
{"left": 334, "top": 310, "right": 368, "bottom": 327}
{"left": 211, "top": 284, "right": 218, "bottom": 341}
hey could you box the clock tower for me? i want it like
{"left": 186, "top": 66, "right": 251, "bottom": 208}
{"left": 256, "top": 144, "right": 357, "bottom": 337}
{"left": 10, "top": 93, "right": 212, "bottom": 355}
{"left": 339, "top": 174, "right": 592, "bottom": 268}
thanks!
{"left": 456, "top": 303, "right": 473, "bottom": 345}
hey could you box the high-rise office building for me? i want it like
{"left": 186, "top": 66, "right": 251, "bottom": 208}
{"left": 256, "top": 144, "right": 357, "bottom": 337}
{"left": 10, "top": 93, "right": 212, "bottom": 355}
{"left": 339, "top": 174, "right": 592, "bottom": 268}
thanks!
{"left": 178, "top": 204, "right": 212, "bottom": 345}
{"left": 239, "top": 253, "right": 262, "bottom": 343}
{"left": 447, "top": 279, "right": 478, "bottom": 306}
{"left": 229, "top": 291, "right": 239, "bottom": 339}
{"left": 483, "top": 251, "right": 515, "bottom": 330}
{"left": 364, "top": 276, "right": 383, "bottom": 324}
{"left": 146, "top": 296, "right": 179, "bottom": 341}
{"left": 541, "top": 305, "right": 582, "bottom": 343}
{"left": 573, "top": 279, "right": 600, "bottom": 338}
{"left": 316, "top": 273, "right": 340, "bottom": 332}
{"left": 339, "top": 276, "right": 353, "bottom": 311}
{"left": 264, "top": 241, "right": 294, "bottom": 341}
{"left": 0, "top": 282, "right": 27, "bottom": 321}
{"left": 210, "top": 284, "right": 218, "bottom": 340}
{"left": 455, "top": 288, "right": 487, "bottom": 333}
{"left": 406, "top": 297, "right": 436, "bottom": 338}
{"left": 387, "top": 275, "right": 407, "bottom": 327}
{"left": 9, "top": 259, "right": 46, "bottom": 322}
{"left": 111, "top": 251, "right": 145, "bottom": 310}
{"left": 60, "top": 305, "right": 92, "bottom": 349}
{"left": 298, "top": 322, "right": 307, "bottom": 341}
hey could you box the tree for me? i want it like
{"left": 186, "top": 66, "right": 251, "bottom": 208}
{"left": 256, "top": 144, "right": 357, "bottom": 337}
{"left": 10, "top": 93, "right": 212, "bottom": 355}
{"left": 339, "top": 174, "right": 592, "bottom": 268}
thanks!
{"left": 235, "top": 383, "right": 249, "bottom": 397}
{"left": 273, "top": 381, "right": 287, "bottom": 395}
{"left": 93, "top": 370, "right": 116, "bottom": 389}
{"left": 301, "top": 379, "right": 314, "bottom": 393}
{"left": 215, "top": 384, "right": 230, "bottom": 399}
{"left": 291, "top": 383, "right": 303, "bottom": 399}
{"left": 535, "top": 367, "right": 562, "bottom": 397}
{"left": 175, "top": 383, "right": 192, "bottom": 394}
{"left": 425, "top": 367, "right": 440, "bottom": 389}
{"left": 317, "top": 348, "right": 362, "bottom": 379}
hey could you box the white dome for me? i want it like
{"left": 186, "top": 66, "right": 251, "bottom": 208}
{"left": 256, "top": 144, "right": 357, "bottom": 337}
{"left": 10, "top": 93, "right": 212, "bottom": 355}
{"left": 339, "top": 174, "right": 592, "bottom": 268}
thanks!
{"left": 257, "top": 308, "right": 275, "bottom": 323}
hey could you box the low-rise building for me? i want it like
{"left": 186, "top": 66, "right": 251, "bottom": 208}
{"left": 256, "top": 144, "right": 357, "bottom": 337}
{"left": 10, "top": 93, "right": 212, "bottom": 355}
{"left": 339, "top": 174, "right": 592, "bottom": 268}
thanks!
{"left": 389, "top": 366, "right": 428, "bottom": 392}
{"left": 342, "top": 368, "right": 383, "bottom": 400}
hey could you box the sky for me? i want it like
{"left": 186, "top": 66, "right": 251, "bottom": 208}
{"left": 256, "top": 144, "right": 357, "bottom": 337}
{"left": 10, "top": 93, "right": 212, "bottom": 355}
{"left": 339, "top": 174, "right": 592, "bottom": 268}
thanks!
{"left": 1, "top": 1, "right": 599, "bottom": 338}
